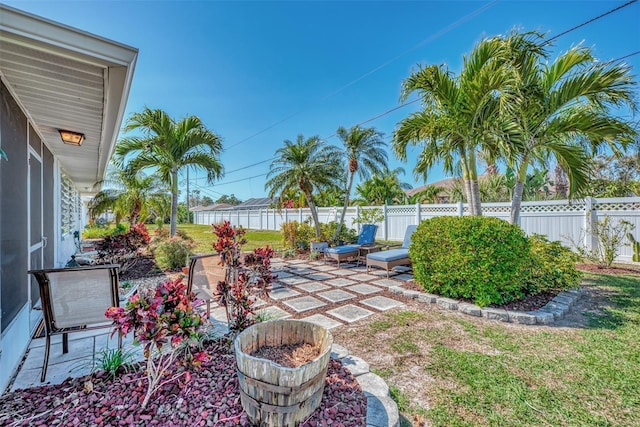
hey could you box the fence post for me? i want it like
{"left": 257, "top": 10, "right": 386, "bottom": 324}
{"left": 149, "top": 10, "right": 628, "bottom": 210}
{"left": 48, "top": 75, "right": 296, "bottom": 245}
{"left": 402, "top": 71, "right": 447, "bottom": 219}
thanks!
{"left": 584, "top": 197, "right": 598, "bottom": 252}
{"left": 383, "top": 204, "right": 388, "bottom": 241}
{"left": 299, "top": 208, "right": 302, "bottom": 223}
{"left": 416, "top": 203, "right": 421, "bottom": 224}
{"left": 273, "top": 209, "right": 277, "bottom": 231}
{"left": 284, "top": 208, "right": 288, "bottom": 225}
{"left": 237, "top": 209, "right": 240, "bottom": 227}
{"left": 457, "top": 201, "right": 464, "bottom": 216}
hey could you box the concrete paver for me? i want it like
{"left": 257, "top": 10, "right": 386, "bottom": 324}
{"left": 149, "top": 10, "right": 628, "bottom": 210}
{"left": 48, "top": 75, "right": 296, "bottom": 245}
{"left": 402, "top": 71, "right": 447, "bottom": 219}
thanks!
{"left": 295, "top": 282, "right": 331, "bottom": 293}
{"left": 283, "top": 296, "right": 327, "bottom": 313}
{"left": 327, "top": 304, "right": 375, "bottom": 323}
{"left": 268, "top": 287, "right": 301, "bottom": 300}
{"left": 347, "top": 284, "right": 383, "bottom": 295}
{"left": 360, "top": 296, "right": 405, "bottom": 311}
{"left": 317, "top": 289, "right": 356, "bottom": 303}
{"left": 300, "top": 314, "right": 343, "bottom": 330}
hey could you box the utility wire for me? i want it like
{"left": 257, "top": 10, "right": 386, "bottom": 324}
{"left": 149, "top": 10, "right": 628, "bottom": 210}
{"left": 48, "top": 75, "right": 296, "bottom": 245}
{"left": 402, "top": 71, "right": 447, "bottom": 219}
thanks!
{"left": 196, "top": 3, "right": 639, "bottom": 189}
{"left": 545, "top": 0, "right": 637, "bottom": 44}
{"left": 223, "top": 0, "right": 498, "bottom": 151}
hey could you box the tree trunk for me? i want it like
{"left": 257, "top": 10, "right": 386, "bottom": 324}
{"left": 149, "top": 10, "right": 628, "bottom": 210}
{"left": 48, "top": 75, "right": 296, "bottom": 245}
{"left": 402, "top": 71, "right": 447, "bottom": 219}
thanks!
{"left": 510, "top": 159, "right": 529, "bottom": 225}
{"left": 470, "top": 179, "right": 482, "bottom": 216}
{"left": 305, "top": 192, "right": 323, "bottom": 239}
{"left": 333, "top": 172, "right": 355, "bottom": 241}
{"left": 510, "top": 181, "right": 525, "bottom": 225}
{"left": 462, "top": 178, "right": 473, "bottom": 215}
{"left": 170, "top": 169, "right": 178, "bottom": 236}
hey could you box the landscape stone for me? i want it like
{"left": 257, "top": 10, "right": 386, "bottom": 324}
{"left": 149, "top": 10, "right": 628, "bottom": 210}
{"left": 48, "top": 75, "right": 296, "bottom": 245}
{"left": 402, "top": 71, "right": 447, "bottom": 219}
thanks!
{"left": 387, "top": 286, "right": 405, "bottom": 295}
{"left": 436, "top": 297, "right": 459, "bottom": 310}
{"left": 458, "top": 303, "right": 482, "bottom": 317}
{"left": 327, "top": 304, "right": 374, "bottom": 323}
{"left": 278, "top": 276, "right": 310, "bottom": 286}
{"left": 552, "top": 294, "right": 574, "bottom": 306}
{"left": 282, "top": 296, "right": 327, "bottom": 313}
{"left": 482, "top": 307, "right": 509, "bottom": 321}
{"left": 330, "top": 343, "right": 350, "bottom": 359}
{"left": 393, "top": 274, "right": 414, "bottom": 281}
{"left": 416, "top": 293, "right": 438, "bottom": 303}
{"left": 543, "top": 301, "right": 569, "bottom": 313}
{"left": 300, "top": 314, "right": 343, "bottom": 330}
{"left": 357, "top": 372, "right": 389, "bottom": 397}
{"left": 351, "top": 273, "right": 382, "bottom": 282}
{"left": 532, "top": 310, "right": 554, "bottom": 324}
{"left": 508, "top": 311, "right": 537, "bottom": 325}
{"left": 365, "top": 393, "right": 400, "bottom": 427}
{"left": 341, "top": 355, "right": 370, "bottom": 376}
{"left": 360, "top": 296, "right": 404, "bottom": 311}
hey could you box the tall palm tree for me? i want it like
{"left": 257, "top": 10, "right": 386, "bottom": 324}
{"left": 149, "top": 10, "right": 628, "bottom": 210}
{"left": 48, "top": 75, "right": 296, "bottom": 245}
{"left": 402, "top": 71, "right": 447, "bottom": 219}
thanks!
{"left": 393, "top": 35, "right": 513, "bottom": 216}
{"left": 333, "top": 125, "right": 387, "bottom": 239}
{"left": 265, "top": 135, "right": 341, "bottom": 238}
{"left": 88, "top": 164, "right": 167, "bottom": 226}
{"left": 115, "top": 107, "right": 223, "bottom": 236}
{"left": 497, "top": 33, "right": 637, "bottom": 223}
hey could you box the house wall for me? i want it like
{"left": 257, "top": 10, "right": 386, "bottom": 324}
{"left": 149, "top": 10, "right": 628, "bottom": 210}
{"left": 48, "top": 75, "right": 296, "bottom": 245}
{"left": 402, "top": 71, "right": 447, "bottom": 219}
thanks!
{"left": 0, "top": 79, "right": 83, "bottom": 391}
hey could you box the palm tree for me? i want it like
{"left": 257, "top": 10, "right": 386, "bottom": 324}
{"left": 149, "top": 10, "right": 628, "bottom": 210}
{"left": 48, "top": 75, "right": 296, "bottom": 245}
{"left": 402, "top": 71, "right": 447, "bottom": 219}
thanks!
{"left": 353, "top": 167, "right": 412, "bottom": 205}
{"left": 88, "top": 164, "right": 167, "bottom": 226}
{"left": 265, "top": 135, "right": 341, "bottom": 238}
{"left": 115, "top": 107, "right": 223, "bottom": 236}
{"left": 410, "top": 185, "right": 446, "bottom": 204}
{"left": 497, "top": 32, "right": 637, "bottom": 223}
{"left": 393, "top": 35, "right": 513, "bottom": 216}
{"left": 333, "top": 125, "right": 387, "bottom": 239}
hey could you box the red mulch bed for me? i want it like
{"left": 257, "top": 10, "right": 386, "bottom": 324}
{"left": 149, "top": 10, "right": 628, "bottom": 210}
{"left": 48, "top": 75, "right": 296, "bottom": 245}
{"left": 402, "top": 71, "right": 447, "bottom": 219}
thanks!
{"left": 0, "top": 340, "right": 366, "bottom": 427}
{"left": 575, "top": 263, "right": 640, "bottom": 275}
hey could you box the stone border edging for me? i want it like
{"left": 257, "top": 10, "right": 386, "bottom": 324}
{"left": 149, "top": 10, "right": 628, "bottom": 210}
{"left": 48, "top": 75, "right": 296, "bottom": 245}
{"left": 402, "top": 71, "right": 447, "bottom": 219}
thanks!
{"left": 389, "top": 286, "right": 583, "bottom": 325}
{"left": 331, "top": 343, "right": 400, "bottom": 427}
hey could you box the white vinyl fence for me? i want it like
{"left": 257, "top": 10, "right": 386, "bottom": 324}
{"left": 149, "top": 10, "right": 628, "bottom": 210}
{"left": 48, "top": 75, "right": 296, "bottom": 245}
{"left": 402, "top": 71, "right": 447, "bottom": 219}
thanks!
{"left": 193, "top": 197, "right": 640, "bottom": 262}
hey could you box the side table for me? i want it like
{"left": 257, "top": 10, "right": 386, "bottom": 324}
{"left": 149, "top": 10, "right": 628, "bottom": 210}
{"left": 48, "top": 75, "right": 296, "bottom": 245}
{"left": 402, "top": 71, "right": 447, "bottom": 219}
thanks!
{"left": 358, "top": 244, "right": 381, "bottom": 266}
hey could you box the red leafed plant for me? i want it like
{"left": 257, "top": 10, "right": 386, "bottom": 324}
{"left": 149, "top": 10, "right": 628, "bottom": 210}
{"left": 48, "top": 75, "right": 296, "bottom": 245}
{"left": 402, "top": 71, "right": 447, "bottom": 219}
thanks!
{"left": 105, "top": 277, "right": 206, "bottom": 409}
{"left": 95, "top": 222, "right": 151, "bottom": 275}
{"left": 212, "top": 221, "right": 275, "bottom": 333}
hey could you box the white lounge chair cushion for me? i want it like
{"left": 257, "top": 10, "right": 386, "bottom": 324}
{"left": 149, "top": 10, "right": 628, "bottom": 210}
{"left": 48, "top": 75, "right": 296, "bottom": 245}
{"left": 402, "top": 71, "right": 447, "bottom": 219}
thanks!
{"left": 367, "top": 248, "right": 409, "bottom": 262}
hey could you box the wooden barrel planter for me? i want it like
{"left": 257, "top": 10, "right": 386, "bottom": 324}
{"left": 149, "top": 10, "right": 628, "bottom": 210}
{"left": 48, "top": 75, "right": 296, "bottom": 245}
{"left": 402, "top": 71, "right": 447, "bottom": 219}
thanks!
{"left": 234, "top": 319, "right": 333, "bottom": 427}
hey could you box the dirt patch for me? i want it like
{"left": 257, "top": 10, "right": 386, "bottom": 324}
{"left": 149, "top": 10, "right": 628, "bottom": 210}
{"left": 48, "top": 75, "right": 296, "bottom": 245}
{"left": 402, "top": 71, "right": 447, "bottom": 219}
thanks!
{"left": 576, "top": 263, "right": 640, "bottom": 275}
{"left": 251, "top": 342, "right": 320, "bottom": 367}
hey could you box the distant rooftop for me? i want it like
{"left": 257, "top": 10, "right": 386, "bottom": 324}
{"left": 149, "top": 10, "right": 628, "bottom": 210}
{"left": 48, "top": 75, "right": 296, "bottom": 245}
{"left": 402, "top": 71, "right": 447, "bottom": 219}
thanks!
{"left": 235, "top": 197, "right": 274, "bottom": 209}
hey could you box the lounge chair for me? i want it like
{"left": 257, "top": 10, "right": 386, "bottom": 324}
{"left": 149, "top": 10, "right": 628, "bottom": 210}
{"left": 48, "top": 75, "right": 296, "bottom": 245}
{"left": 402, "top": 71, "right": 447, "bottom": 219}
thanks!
{"left": 187, "top": 254, "right": 226, "bottom": 317}
{"left": 28, "top": 264, "right": 122, "bottom": 381}
{"left": 366, "top": 225, "right": 417, "bottom": 277}
{"left": 324, "top": 224, "right": 378, "bottom": 266}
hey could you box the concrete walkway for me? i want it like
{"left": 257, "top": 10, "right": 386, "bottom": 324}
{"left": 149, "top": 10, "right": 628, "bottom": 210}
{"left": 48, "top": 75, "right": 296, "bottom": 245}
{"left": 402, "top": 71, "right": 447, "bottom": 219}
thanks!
{"left": 8, "top": 257, "right": 411, "bottom": 425}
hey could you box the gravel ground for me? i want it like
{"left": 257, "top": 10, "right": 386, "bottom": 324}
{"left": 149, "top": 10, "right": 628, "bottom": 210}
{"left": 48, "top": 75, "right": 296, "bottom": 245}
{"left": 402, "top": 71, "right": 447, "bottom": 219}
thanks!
{"left": 0, "top": 339, "right": 366, "bottom": 427}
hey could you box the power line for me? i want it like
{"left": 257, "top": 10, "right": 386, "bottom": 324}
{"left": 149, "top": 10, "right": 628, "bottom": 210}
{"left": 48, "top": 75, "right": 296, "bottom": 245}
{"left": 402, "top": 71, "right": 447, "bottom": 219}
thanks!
{"left": 223, "top": 1, "right": 498, "bottom": 151}
{"left": 195, "top": 4, "right": 639, "bottom": 190}
{"left": 545, "top": 0, "right": 637, "bottom": 44}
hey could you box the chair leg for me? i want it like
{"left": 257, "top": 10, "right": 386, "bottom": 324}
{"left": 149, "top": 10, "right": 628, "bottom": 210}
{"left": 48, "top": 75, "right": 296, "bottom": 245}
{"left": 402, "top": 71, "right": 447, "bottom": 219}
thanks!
{"left": 62, "top": 333, "right": 69, "bottom": 354}
{"left": 41, "top": 335, "right": 51, "bottom": 382}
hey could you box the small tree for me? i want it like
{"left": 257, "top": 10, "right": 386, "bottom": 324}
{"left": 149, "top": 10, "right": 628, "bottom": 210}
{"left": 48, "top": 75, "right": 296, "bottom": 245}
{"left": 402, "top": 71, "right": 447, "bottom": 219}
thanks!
{"left": 212, "top": 221, "right": 274, "bottom": 333}
{"left": 106, "top": 278, "right": 206, "bottom": 409}
{"left": 575, "top": 216, "right": 634, "bottom": 268}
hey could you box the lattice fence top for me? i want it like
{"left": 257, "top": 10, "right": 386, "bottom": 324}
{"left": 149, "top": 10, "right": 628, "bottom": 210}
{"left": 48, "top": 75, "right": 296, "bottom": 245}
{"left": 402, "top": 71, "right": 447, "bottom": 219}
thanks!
{"left": 594, "top": 200, "right": 640, "bottom": 211}
{"left": 387, "top": 206, "right": 416, "bottom": 214}
{"left": 482, "top": 205, "right": 511, "bottom": 214}
{"left": 421, "top": 206, "right": 458, "bottom": 214}
{"left": 521, "top": 203, "right": 585, "bottom": 213}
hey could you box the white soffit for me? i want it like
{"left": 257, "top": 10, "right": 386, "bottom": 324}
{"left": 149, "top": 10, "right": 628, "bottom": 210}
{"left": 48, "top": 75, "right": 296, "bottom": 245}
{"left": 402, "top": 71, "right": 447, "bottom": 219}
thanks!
{"left": 0, "top": 4, "right": 138, "bottom": 193}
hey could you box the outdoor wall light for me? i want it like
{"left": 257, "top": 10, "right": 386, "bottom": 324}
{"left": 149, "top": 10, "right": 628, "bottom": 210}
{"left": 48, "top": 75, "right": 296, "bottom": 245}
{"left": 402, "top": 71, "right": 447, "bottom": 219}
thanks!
{"left": 58, "top": 129, "right": 85, "bottom": 146}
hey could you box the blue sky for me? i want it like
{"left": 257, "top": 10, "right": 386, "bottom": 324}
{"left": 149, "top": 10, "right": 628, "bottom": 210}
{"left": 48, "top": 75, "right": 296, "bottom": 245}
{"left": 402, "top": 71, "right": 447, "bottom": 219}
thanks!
{"left": 6, "top": 0, "right": 640, "bottom": 202}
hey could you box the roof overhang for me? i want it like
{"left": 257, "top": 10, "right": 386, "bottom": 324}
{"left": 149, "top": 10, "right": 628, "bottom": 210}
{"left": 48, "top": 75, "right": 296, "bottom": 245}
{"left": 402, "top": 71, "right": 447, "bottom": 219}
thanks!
{"left": 0, "top": 4, "right": 138, "bottom": 195}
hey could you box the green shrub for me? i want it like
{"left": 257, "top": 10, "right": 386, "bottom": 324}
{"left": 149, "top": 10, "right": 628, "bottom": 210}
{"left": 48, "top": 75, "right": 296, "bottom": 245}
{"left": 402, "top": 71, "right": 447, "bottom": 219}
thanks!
{"left": 321, "top": 221, "right": 357, "bottom": 246}
{"left": 526, "top": 234, "right": 582, "bottom": 294}
{"left": 410, "top": 216, "right": 531, "bottom": 307}
{"left": 280, "top": 221, "right": 315, "bottom": 248}
{"left": 153, "top": 237, "right": 195, "bottom": 270}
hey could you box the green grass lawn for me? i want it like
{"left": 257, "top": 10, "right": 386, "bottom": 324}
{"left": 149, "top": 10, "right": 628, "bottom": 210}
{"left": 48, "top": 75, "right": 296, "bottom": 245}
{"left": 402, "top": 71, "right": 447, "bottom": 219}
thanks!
{"left": 177, "top": 224, "right": 283, "bottom": 254}
{"left": 334, "top": 272, "right": 640, "bottom": 426}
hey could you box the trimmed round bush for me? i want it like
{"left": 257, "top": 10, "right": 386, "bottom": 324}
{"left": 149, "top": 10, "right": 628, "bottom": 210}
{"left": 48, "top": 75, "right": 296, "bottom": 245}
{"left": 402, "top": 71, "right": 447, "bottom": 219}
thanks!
{"left": 526, "top": 234, "right": 582, "bottom": 294}
{"left": 410, "top": 216, "right": 531, "bottom": 307}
